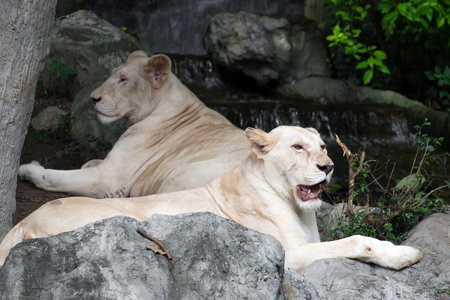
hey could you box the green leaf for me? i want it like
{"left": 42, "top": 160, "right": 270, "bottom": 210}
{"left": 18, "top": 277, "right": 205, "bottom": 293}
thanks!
{"left": 377, "top": 64, "right": 390, "bottom": 74}
{"left": 418, "top": 17, "right": 429, "bottom": 29}
{"left": 359, "top": 47, "right": 368, "bottom": 53}
{"left": 397, "top": 3, "right": 412, "bottom": 18}
{"left": 417, "top": 2, "right": 433, "bottom": 21}
{"left": 373, "top": 50, "right": 387, "bottom": 59}
{"left": 336, "top": 11, "right": 351, "bottom": 21}
{"left": 363, "top": 68, "right": 374, "bottom": 85}
{"left": 425, "top": 70, "right": 436, "bottom": 80}
{"left": 378, "top": 2, "right": 393, "bottom": 14}
{"left": 356, "top": 61, "right": 369, "bottom": 69}
{"left": 445, "top": 66, "right": 450, "bottom": 76}
{"left": 381, "top": 11, "right": 398, "bottom": 30}
{"left": 367, "top": 57, "right": 376, "bottom": 68}
{"left": 333, "top": 24, "right": 340, "bottom": 36}
{"left": 352, "top": 29, "right": 362, "bottom": 37}
{"left": 437, "top": 17, "right": 445, "bottom": 28}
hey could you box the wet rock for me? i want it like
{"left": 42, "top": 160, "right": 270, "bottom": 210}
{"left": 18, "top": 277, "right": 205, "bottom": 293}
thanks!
{"left": 278, "top": 77, "right": 450, "bottom": 141}
{"left": 39, "top": 9, "right": 146, "bottom": 98}
{"left": 30, "top": 106, "right": 68, "bottom": 131}
{"left": 204, "top": 12, "right": 329, "bottom": 86}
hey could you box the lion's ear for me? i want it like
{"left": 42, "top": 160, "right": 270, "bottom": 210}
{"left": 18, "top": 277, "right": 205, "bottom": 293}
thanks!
{"left": 245, "top": 127, "right": 274, "bottom": 158}
{"left": 144, "top": 54, "right": 172, "bottom": 88}
{"left": 126, "top": 50, "right": 148, "bottom": 63}
{"left": 305, "top": 127, "right": 320, "bottom": 136}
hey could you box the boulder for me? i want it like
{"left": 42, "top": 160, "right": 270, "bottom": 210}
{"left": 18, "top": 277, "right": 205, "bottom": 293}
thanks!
{"left": 30, "top": 106, "right": 68, "bottom": 131}
{"left": 83, "top": 0, "right": 303, "bottom": 55}
{"left": 0, "top": 213, "right": 285, "bottom": 299}
{"left": 204, "top": 12, "right": 329, "bottom": 86}
{"left": 1, "top": 212, "right": 449, "bottom": 299}
{"left": 39, "top": 9, "right": 146, "bottom": 98}
{"left": 290, "top": 212, "right": 450, "bottom": 300}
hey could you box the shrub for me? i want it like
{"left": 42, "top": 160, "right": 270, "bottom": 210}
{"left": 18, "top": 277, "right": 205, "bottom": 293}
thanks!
{"left": 333, "top": 120, "right": 449, "bottom": 243}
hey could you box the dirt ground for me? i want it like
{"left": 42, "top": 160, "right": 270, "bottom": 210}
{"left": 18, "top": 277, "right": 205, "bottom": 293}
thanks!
{"left": 14, "top": 94, "right": 93, "bottom": 225}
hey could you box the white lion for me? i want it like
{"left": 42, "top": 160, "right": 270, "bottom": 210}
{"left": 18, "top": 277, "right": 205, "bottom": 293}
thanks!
{"left": 1, "top": 126, "right": 423, "bottom": 270}
{"left": 19, "top": 51, "right": 250, "bottom": 198}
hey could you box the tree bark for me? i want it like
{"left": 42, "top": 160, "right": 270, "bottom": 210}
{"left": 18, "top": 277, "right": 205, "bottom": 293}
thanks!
{"left": 0, "top": 0, "right": 57, "bottom": 239}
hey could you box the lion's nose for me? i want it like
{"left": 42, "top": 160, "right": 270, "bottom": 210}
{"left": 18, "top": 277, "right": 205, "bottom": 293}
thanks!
{"left": 91, "top": 96, "right": 102, "bottom": 103}
{"left": 317, "top": 164, "right": 334, "bottom": 175}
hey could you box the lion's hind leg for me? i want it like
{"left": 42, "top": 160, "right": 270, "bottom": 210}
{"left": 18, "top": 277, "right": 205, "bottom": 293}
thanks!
{"left": 0, "top": 224, "right": 30, "bottom": 266}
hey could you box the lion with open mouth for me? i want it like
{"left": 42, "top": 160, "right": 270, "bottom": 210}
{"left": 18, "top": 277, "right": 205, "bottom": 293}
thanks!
{"left": 1, "top": 126, "right": 423, "bottom": 271}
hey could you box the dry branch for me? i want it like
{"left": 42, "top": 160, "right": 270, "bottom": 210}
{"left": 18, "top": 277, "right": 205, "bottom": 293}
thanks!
{"left": 335, "top": 134, "right": 366, "bottom": 219}
{"left": 136, "top": 228, "right": 172, "bottom": 261}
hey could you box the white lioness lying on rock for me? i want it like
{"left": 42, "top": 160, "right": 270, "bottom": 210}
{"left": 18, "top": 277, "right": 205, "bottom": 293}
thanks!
{"left": 1, "top": 126, "right": 423, "bottom": 270}
{"left": 19, "top": 51, "right": 249, "bottom": 198}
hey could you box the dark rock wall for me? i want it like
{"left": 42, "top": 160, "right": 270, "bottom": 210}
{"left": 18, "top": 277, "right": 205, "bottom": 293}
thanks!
{"left": 82, "top": 0, "right": 304, "bottom": 55}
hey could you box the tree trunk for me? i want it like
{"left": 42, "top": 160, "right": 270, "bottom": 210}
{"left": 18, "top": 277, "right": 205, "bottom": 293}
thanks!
{"left": 0, "top": 0, "right": 57, "bottom": 239}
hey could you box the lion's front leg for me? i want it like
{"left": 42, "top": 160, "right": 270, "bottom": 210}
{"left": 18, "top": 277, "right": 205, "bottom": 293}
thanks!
{"left": 286, "top": 235, "right": 423, "bottom": 271}
{"left": 18, "top": 161, "right": 113, "bottom": 198}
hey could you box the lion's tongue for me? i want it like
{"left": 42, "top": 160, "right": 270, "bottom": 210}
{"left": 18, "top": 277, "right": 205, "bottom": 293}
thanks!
{"left": 297, "top": 184, "right": 321, "bottom": 201}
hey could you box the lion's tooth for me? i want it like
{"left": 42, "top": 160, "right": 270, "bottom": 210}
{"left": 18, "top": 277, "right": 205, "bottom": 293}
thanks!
{"left": 308, "top": 189, "right": 311, "bottom": 194}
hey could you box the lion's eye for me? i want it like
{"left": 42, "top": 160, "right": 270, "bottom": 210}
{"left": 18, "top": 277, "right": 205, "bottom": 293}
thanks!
{"left": 321, "top": 145, "right": 327, "bottom": 150}
{"left": 118, "top": 77, "right": 127, "bottom": 84}
{"left": 292, "top": 144, "right": 303, "bottom": 152}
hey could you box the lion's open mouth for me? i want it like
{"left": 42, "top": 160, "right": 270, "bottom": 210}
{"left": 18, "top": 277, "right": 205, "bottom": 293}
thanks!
{"left": 297, "top": 181, "right": 326, "bottom": 201}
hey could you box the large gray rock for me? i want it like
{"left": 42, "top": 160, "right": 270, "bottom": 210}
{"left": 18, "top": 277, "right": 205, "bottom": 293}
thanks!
{"left": 204, "top": 12, "right": 329, "bottom": 86}
{"left": 0, "top": 213, "right": 285, "bottom": 299}
{"left": 83, "top": 0, "right": 303, "bottom": 55}
{"left": 39, "top": 9, "right": 146, "bottom": 98}
{"left": 1, "top": 212, "right": 449, "bottom": 299}
{"left": 30, "top": 106, "right": 68, "bottom": 131}
{"left": 286, "top": 212, "right": 450, "bottom": 300}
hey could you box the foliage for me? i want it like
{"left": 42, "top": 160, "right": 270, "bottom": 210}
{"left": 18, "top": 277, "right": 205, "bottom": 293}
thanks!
{"left": 324, "top": 0, "right": 450, "bottom": 90}
{"left": 325, "top": 1, "right": 389, "bottom": 85}
{"left": 333, "top": 120, "right": 449, "bottom": 244}
{"left": 425, "top": 65, "right": 450, "bottom": 111}
{"left": 120, "top": 26, "right": 140, "bottom": 41}
{"left": 31, "top": 129, "right": 48, "bottom": 143}
{"left": 437, "top": 288, "right": 450, "bottom": 295}
{"left": 37, "top": 59, "right": 77, "bottom": 96}
{"left": 378, "top": 0, "right": 450, "bottom": 51}
{"left": 82, "top": 134, "right": 113, "bottom": 158}
{"left": 46, "top": 59, "right": 77, "bottom": 82}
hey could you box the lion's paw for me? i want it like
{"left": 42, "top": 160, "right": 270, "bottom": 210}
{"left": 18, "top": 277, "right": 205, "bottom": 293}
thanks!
{"left": 387, "top": 245, "right": 423, "bottom": 270}
{"left": 18, "top": 161, "right": 44, "bottom": 180}
{"left": 371, "top": 240, "right": 423, "bottom": 270}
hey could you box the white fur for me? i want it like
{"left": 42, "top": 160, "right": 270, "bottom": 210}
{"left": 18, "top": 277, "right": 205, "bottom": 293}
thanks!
{"left": 3, "top": 126, "right": 423, "bottom": 271}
